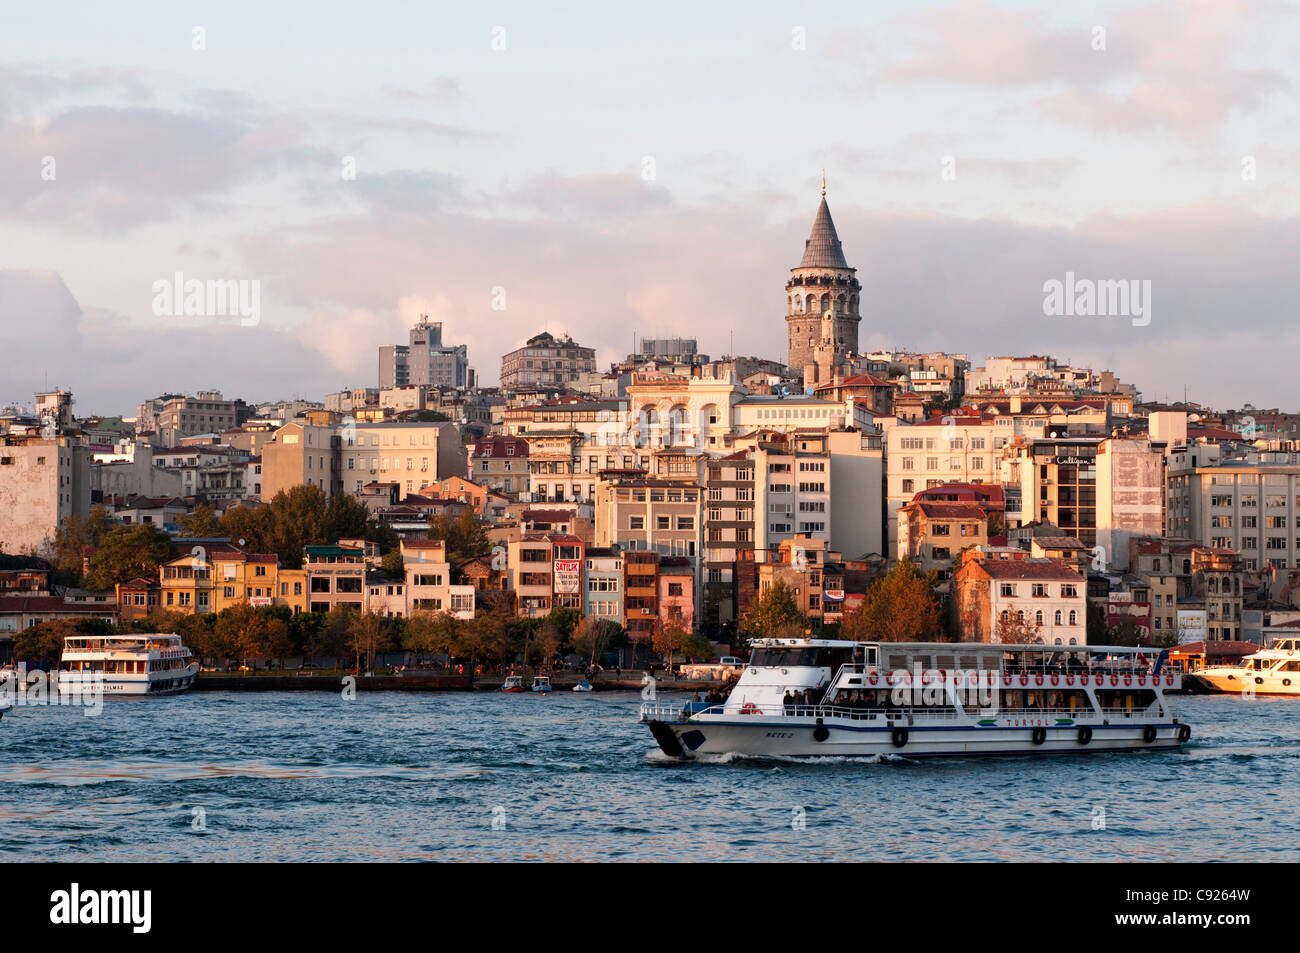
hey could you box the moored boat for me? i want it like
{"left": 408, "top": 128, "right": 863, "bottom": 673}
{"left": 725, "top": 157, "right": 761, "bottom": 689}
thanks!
{"left": 501, "top": 674, "right": 526, "bottom": 693}
{"left": 532, "top": 675, "right": 552, "bottom": 693}
{"left": 57, "top": 633, "right": 198, "bottom": 696}
{"left": 573, "top": 678, "right": 593, "bottom": 692}
{"left": 641, "top": 638, "right": 1190, "bottom": 760}
{"left": 1192, "top": 636, "right": 1300, "bottom": 696}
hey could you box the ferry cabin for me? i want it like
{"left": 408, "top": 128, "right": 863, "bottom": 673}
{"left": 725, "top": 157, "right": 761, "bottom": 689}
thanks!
{"left": 58, "top": 634, "right": 198, "bottom": 695}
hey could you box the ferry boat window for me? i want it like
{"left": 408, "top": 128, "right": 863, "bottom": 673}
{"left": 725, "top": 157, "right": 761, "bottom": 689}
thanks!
{"left": 750, "top": 647, "right": 819, "bottom": 667}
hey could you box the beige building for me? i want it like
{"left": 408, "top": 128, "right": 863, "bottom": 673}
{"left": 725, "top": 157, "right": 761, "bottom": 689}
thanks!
{"left": 0, "top": 435, "right": 92, "bottom": 556}
{"left": 151, "top": 391, "right": 241, "bottom": 447}
{"left": 500, "top": 331, "right": 596, "bottom": 392}
{"left": 261, "top": 420, "right": 467, "bottom": 501}
{"left": 951, "top": 550, "right": 1087, "bottom": 644}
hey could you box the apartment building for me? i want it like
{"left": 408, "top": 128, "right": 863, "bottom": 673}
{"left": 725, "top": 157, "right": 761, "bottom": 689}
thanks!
{"left": 658, "top": 558, "right": 695, "bottom": 631}
{"left": 303, "top": 544, "right": 367, "bottom": 614}
{"left": 151, "top": 391, "right": 244, "bottom": 448}
{"left": 506, "top": 534, "right": 585, "bottom": 617}
{"left": 897, "top": 501, "right": 989, "bottom": 584}
{"left": 951, "top": 550, "right": 1087, "bottom": 644}
{"left": 594, "top": 476, "right": 702, "bottom": 562}
{"left": 401, "top": 539, "right": 474, "bottom": 619}
{"left": 584, "top": 547, "right": 624, "bottom": 626}
{"left": 757, "top": 535, "right": 828, "bottom": 624}
{"left": 623, "top": 550, "right": 659, "bottom": 642}
{"left": 1127, "top": 537, "right": 1245, "bottom": 641}
{"left": 703, "top": 452, "right": 755, "bottom": 627}
{"left": 0, "top": 434, "right": 92, "bottom": 556}
{"left": 885, "top": 417, "right": 1006, "bottom": 559}
{"left": 500, "top": 331, "right": 596, "bottom": 391}
{"left": 470, "top": 434, "right": 530, "bottom": 499}
{"left": 1166, "top": 447, "right": 1300, "bottom": 571}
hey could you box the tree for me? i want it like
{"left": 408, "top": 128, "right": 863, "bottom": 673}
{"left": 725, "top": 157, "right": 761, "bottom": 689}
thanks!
{"left": 323, "top": 492, "right": 371, "bottom": 544}
{"left": 83, "top": 524, "right": 175, "bottom": 591}
{"left": 651, "top": 622, "right": 690, "bottom": 671}
{"left": 842, "top": 558, "right": 945, "bottom": 642}
{"left": 994, "top": 613, "right": 1043, "bottom": 644}
{"left": 1086, "top": 602, "right": 1109, "bottom": 644}
{"left": 14, "top": 619, "right": 79, "bottom": 664}
{"left": 52, "top": 506, "right": 116, "bottom": 582}
{"left": 428, "top": 510, "right": 490, "bottom": 580}
{"left": 347, "top": 610, "right": 390, "bottom": 672}
{"left": 682, "top": 630, "right": 716, "bottom": 660}
{"left": 741, "top": 582, "right": 808, "bottom": 639}
{"left": 572, "top": 618, "right": 624, "bottom": 667}
{"left": 175, "top": 504, "right": 223, "bottom": 538}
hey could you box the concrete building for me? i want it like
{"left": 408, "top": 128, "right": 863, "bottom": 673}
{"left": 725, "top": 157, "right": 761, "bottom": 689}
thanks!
{"left": 304, "top": 544, "right": 367, "bottom": 614}
{"left": 379, "top": 316, "right": 470, "bottom": 390}
{"left": 657, "top": 557, "right": 696, "bottom": 631}
{"left": 757, "top": 535, "right": 829, "bottom": 624}
{"left": 584, "top": 547, "right": 624, "bottom": 626}
{"left": 0, "top": 434, "right": 92, "bottom": 556}
{"left": 703, "top": 451, "right": 755, "bottom": 627}
{"left": 1166, "top": 446, "right": 1300, "bottom": 571}
{"left": 1095, "top": 437, "right": 1166, "bottom": 572}
{"left": 500, "top": 331, "right": 596, "bottom": 392}
{"left": 897, "top": 501, "right": 989, "bottom": 585}
{"left": 150, "top": 391, "right": 243, "bottom": 448}
{"left": 402, "top": 539, "right": 474, "bottom": 619}
{"left": 951, "top": 549, "right": 1087, "bottom": 644}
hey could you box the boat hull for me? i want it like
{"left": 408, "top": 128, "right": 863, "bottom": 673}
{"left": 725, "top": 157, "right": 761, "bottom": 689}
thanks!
{"left": 1193, "top": 669, "right": 1300, "bottom": 696}
{"left": 56, "top": 664, "right": 199, "bottom": 697}
{"left": 646, "top": 717, "right": 1188, "bottom": 760}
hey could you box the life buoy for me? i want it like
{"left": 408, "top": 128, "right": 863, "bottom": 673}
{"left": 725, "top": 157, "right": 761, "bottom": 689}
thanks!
{"left": 1031, "top": 727, "right": 1047, "bottom": 745}
{"left": 1077, "top": 725, "right": 1092, "bottom": 745}
{"left": 1254, "top": 677, "right": 1264, "bottom": 685}
{"left": 813, "top": 725, "right": 829, "bottom": 742}
{"left": 1034, "top": 674, "right": 1044, "bottom": 687}
{"left": 1166, "top": 673, "right": 1173, "bottom": 686}
{"left": 1123, "top": 674, "right": 1131, "bottom": 687}
{"left": 1177, "top": 724, "right": 1191, "bottom": 743}
{"left": 1143, "top": 725, "right": 1157, "bottom": 744}
{"left": 891, "top": 727, "right": 908, "bottom": 748}
{"left": 1284, "top": 679, "right": 1292, "bottom": 687}
{"left": 868, "top": 670, "right": 878, "bottom": 685}
{"left": 1003, "top": 674, "right": 1012, "bottom": 686}
{"left": 1096, "top": 674, "right": 1105, "bottom": 687}
{"left": 1050, "top": 673, "right": 1059, "bottom": 686}
{"left": 1019, "top": 673, "right": 1029, "bottom": 687}
{"left": 1110, "top": 674, "right": 1119, "bottom": 687}
{"left": 922, "top": 670, "right": 933, "bottom": 685}
{"left": 740, "top": 703, "right": 759, "bottom": 715}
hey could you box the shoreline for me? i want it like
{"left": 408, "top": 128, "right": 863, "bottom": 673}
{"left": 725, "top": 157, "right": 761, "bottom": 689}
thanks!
{"left": 192, "top": 673, "right": 731, "bottom": 693}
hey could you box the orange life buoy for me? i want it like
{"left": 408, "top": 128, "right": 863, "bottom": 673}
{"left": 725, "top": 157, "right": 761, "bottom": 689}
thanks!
{"left": 868, "top": 670, "right": 878, "bottom": 685}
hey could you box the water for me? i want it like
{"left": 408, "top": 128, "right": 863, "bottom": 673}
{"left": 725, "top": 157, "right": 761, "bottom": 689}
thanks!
{"left": 0, "top": 691, "right": 1296, "bottom": 861}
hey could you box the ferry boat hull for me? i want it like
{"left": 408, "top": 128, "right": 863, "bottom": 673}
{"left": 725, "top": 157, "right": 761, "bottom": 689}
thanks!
{"left": 56, "top": 664, "right": 199, "bottom": 696}
{"left": 646, "top": 715, "right": 1188, "bottom": 760}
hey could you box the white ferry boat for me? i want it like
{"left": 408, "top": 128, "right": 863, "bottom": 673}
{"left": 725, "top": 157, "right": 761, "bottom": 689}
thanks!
{"left": 1193, "top": 636, "right": 1300, "bottom": 696}
{"left": 640, "top": 638, "right": 1190, "bottom": 760}
{"left": 57, "top": 634, "right": 199, "bottom": 696}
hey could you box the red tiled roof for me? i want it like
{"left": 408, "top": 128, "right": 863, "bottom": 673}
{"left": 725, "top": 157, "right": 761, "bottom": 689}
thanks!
{"left": 972, "top": 559, "right": 1084, "bottom": 582}
{"left": 905, "top": 501, "right": 988, "bottom": 520}
{"left": 522, "top": 510, "right": 573, "bottom": 523}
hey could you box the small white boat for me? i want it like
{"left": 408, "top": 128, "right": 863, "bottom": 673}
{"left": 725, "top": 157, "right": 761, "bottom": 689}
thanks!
{"left": 501, "top": 674, "right": 526, "bottom": 693}
{"left": 573, "top": 678, "right": 593, "bottom": 693}
{"left": 58, "top": 633, "right": 198, "bottom": 696}
{"left": 531, "top": 675, "right": 552, "bottom": 693}
{"left": 1195, "top": 636, "right": 1300, "bottom": 695}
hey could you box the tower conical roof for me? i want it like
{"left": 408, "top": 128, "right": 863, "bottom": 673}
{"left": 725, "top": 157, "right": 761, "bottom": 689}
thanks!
{"left": 798, "top": 196, "right": 851, "bottom": 270}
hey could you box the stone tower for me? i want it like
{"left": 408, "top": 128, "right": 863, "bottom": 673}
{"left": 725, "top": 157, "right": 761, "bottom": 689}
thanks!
{"left": 785, "top": 179, "right": 861, "bottom": 376}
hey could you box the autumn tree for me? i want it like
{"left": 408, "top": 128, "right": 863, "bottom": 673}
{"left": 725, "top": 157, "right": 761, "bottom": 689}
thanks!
{"left": 14, "top": 619, "right": 80, "bottom": 664}
{"left": 740, "top": 581, "right": 808, "bottom": 639}
{"left": 994, "top": 613, "right": 1043, "bottom": 644}
{"left": 51, "top": 506, "right": 116, "bottom": 582}
{"left": 651, "top": 622, "right": 691, "bottom": 670}
{"left": 842, "top": 558, "right": 945, "bottom": 642}
{"left": 347, "top": 610, "right": 391, "bottom": 672}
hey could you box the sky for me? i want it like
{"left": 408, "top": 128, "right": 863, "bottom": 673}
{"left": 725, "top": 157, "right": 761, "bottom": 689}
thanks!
{"left": 1, "top": 0, "right": 1298, "bottom": 416}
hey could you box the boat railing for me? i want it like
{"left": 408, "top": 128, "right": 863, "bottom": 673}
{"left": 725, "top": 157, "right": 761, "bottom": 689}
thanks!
{"left": 645, "top": 700, "right": 1164, "bottom": 723}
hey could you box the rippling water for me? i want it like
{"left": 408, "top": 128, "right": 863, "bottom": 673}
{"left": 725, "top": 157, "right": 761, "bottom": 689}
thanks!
{"left": 0, "top": 690, "right": 1295, "bottom": 861}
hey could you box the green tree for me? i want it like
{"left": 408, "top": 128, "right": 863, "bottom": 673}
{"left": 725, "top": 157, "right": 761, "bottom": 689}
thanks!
{"left": 83, "top": 524, "right": 176, "bottom": 591}
{"left": 740, "top": 581, "right": 808, "bottom": 639}
{"left": 842, "top": 558, "right": 945, "bottom": 642}
{"left": 14, "top": 619, "right": 79, "bottom": 664}
{"left": 651, "top": 622, "right": 690, "bottom": 670}
{"left": 52, "top": 506, "right": 116, "bottom": 582}
{"left": 175, "top": 504, "right": 223, "bottom": 538}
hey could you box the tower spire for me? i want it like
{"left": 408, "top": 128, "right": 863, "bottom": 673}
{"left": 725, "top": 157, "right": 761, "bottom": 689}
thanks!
{"left": 821, "top": 170, "right": 826, "bottom": 197}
